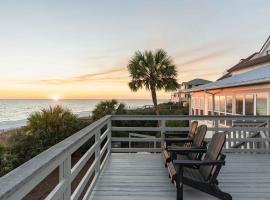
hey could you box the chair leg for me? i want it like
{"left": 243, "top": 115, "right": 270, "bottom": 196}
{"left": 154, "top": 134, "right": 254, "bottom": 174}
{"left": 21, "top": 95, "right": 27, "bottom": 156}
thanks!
{"left": 176, "top": 165, "right": 183, "bottom": 200}
{"left": 184, "top": 180, "right": 232, "bottom": 200}
{"left": 211, "top": 185, "right": 232, "bottom": 200}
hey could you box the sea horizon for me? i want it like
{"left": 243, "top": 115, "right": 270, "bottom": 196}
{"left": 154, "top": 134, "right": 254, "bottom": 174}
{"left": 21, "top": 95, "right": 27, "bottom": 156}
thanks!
{"left": 0, "top": 98, "right": 169, "bottom": 131}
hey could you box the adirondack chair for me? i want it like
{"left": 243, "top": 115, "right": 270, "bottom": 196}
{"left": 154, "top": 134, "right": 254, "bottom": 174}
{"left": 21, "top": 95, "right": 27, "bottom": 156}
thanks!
{"left": 163, "top": 125, "right": 207, "bottom": 165}
{"left": 167, "top": 132, "right": 232, "bottom": 200}
{"left": 162, "top": 121, "right": 198, "bottom": 150}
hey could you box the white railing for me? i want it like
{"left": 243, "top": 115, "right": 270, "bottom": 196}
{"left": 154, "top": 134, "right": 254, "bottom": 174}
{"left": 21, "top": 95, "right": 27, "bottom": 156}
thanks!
{"left": 0, "top": 115, "right": 270, "bottom": 200}
{"left": 0, "top": 115, "right": 111, "bottom": 200}
{"left": 111, "top": 115, "right": 270, "bottom": 153}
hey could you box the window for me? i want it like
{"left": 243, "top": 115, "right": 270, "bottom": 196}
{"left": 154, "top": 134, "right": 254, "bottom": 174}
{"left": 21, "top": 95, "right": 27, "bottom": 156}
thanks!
{"left": 191, "top": 97, "right": 195, "bottom": 108}
{"left": 225, "top": 96, "right": 233, "bottom": 126}
{"left": 236, "top": 95, "right": 243, "bottom": 115}
{"left": 245, "top": 95, "right": 254, "bottom": 115}
{"left": 200, "top": 96, "right": 204, "bottom": 109}
{"left": 256, "top": 93, "right": 268, "bottom": 115}
{"left": 195, "top": 97, "right": 200, "bottom": 108}
{"left": 200, "top": 110, "right": 204, "bottom": 115}
{"left": 214, "top": 96, "right": 220, "bottom": 112}
{"left": 220, "top": 96, "right": 225, "bottom": 113}
{"left": 226, "top": 96, "right": 233, "bottom": 113}
{"left": 200, "top": 96, "right": 204, "bottom": 115}
{"left": 208, "top": 95, "right": 213, "bottom": 115}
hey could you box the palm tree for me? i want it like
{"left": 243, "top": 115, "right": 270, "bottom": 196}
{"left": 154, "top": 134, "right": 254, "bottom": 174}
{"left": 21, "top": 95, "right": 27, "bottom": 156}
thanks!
{"left": 92, "top": 100, "right": 126, "bottom": 121}
{"left": 127, "top": 49, "right": 179, "bottom": 115}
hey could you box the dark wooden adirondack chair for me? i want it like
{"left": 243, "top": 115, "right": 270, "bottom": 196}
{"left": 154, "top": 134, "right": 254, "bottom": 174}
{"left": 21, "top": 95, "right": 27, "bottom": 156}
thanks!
{"left": 163, "top": 125, "right": 207, "bottom": 165}
{"left": 167, "top": 132, "right": 232, "bottom": 200}
{"left": 162, "top": 121, "right": 198, "bottom": 150}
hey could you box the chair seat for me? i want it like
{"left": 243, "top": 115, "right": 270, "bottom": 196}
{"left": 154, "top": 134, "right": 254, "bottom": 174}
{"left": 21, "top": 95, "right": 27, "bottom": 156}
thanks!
{"left": 168, "top": 162, "right": 205, "bottom": 186}
{"left": 183, "top": 167, "right": 205, "bottom": 183}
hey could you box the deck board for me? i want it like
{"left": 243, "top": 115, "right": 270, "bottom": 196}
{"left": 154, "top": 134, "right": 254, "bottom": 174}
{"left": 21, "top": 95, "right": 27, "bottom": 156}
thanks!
{"left": 89, "top": 153, "right": 270, "bottom": 200}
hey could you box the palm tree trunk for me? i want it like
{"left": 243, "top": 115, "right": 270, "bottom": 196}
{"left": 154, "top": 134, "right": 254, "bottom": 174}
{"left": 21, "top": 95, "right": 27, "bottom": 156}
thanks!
{"left": 150, "top": 86, "right": 159, "bottom": 115}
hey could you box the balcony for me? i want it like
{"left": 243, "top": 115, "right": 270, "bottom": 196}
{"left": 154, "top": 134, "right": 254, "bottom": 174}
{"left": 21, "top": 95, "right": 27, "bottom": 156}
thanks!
{"left": 0, "top": 115, "right": 270, "bottom": 200}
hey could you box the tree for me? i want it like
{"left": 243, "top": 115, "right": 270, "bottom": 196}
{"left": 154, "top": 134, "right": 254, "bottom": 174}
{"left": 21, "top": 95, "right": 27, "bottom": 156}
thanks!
{"left": 127, "top": 49, "right": 179, "bottom": 115}
{"left": 92, "top": 99, "right": 126, "bottom": 121}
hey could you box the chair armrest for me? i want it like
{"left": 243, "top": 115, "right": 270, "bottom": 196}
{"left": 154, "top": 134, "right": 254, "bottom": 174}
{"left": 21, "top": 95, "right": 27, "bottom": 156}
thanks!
{"left": 164, "top": 138, "right": 193, "bottom": 143}
{"left": 167, "top": 146, "right": 207, "bottom": 154}
{"left": 173, "top": 159, "right": 225, "bottom": 166}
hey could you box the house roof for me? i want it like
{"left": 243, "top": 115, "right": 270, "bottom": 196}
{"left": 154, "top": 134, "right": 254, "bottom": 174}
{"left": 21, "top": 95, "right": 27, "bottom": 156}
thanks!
{"left": 187, "top": 78, "right": 212, "bottom": 86}
{"left": 189, "top": 64, "right": 270, "bottom": 92}
{"left": 216, "top": 72, "right": 232, "bottom": 81}
{"left": 227, "top": 54, "right": 270, "bottom": 73}
{"left": 226, "top": 36, "right": 270, "bottom": 73}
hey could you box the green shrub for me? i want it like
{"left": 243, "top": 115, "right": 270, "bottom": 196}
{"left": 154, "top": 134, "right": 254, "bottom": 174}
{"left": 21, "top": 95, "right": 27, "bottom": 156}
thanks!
{"left": 0, "top": 143, "right": 4, "bottom": 167}
{"left": 0, "top": 142, "right": 17, "bottom": 176}
{"left": 26, "top": 105, "right": 86, "bottom": 150}
{"left": 0, "top": 106, "right": 90, "bottom": 176}
{"left": 92, "top": 99, "right": 126, "bottom": 121}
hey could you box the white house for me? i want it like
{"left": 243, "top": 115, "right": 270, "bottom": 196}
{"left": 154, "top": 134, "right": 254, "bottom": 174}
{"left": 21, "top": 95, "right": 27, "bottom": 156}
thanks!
{"left": 170, "top": 79, "right": 211, "bottom": 103}
{"left": 189, "top": 36, "right": 270, "bottom": 125}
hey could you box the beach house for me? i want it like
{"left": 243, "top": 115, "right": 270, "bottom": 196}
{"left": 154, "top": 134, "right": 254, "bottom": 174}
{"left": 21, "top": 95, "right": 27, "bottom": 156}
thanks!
{"left": 170, "top": 78, "right": 211, "bottom": 104}
{"left": 189, "top": 36, "right": 270, "bottom": 123}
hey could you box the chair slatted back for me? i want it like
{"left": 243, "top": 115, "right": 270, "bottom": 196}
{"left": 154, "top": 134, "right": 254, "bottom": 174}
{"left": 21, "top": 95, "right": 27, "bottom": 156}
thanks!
{"left": 184, "top": 121, "right": 198, "bottom": 147}
{"left": 188, "top": 121, "right": 198, "bottom": 139}
{"left": 188, "top": 125, "right": 207, "bottom": 160}
{"left": 199, "top": 133, "right": 226, "bottom": 181}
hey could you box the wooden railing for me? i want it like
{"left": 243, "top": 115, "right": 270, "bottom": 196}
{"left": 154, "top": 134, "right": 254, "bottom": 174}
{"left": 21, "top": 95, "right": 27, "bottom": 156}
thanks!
{"left": 0, "top": 115, "right": 270, "bottom": 200}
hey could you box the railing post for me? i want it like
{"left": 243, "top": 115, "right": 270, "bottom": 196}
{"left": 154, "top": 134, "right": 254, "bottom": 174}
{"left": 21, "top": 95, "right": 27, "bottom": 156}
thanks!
{"left": 266, "top": 120, "right": 270, "bottom": 150}
{"left": 108, "top": 119, "right": 112, "bottom": 155}
{"left": 95, "top": 130, "right": 101, "bottom": 175}
{"left": 129, "top": 133, "right": 131, "bottom": 150}
{"left": 161, "top": 120, "right": 166, "bottom": 147}
{"left": 59, "top": 156, "right": 71, "bottom": 200}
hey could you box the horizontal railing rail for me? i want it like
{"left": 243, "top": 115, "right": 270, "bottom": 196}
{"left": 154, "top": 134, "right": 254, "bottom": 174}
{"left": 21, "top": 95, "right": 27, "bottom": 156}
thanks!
{"left": 0, "top": 114, "right": 270, "bottom": 200}
{"left": 111, "top": 115, "right": 270, "bottom": 153}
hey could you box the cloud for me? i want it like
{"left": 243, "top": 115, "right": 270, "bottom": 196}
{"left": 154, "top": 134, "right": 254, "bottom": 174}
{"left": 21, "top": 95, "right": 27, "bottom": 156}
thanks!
{"left": 21, "top": 67, "right": 128, "bottom": 85}
{"left": 176, "top": 47, "right": 232, "bottom": 67}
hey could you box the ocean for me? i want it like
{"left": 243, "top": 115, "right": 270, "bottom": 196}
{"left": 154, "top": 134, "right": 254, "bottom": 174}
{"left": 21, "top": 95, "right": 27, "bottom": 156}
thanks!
{"left": 0, "top": 99, "right": 167, "bottom": 131}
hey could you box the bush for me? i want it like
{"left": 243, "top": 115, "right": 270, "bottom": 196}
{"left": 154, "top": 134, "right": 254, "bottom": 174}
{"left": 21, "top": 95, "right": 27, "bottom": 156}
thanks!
{"left": 26, "top": 106, "right": 86, "bottom": 150}
{"left": 0, "top": 142, "right": 17, "bottom": 176}
{"left": 0, "top": 106, "right": 90, "bottom": 177}
{"left": 92, "top": 100, "right": 126, "bottom": 121}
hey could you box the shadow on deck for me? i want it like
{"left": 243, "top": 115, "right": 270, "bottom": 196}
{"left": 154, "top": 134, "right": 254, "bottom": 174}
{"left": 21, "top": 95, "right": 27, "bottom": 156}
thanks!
{"left": 90, "top": 153, "right": 270, "bottom": 200}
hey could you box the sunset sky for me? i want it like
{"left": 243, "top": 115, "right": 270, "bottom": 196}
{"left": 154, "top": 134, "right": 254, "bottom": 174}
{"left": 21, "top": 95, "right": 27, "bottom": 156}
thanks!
{"left": 0, "top": 0, "right": 269, "bottom": 99}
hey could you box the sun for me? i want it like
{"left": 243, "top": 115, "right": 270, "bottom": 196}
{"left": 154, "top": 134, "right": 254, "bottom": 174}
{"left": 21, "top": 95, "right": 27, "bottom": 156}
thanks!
{"left": 51, "top": 94, "right": 61, "bottom": 101}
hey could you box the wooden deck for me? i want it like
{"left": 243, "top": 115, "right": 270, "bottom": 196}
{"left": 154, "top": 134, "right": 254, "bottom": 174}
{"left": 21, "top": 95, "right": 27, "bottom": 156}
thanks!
{"left": 90, "top": 153, "right": 270, "bottom": 200}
